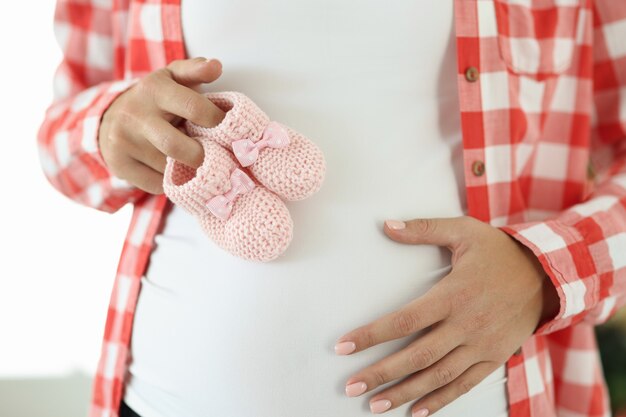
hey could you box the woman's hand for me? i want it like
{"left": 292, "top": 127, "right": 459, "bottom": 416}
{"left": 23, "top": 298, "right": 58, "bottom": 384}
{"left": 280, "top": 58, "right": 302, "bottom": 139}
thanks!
{"left": 98, "top": 57, "right": 226, "bottom": 194}
{"left": 334, "top": 216, "right": 560, "bottom": 416}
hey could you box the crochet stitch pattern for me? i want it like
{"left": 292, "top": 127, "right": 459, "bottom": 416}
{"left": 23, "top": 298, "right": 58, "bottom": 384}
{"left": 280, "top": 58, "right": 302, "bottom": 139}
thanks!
{"left": 185, "top": 91, "right": 326, "bottom": 201}
{"left": 163, "top": 135, "right": 293, "bottom": 262}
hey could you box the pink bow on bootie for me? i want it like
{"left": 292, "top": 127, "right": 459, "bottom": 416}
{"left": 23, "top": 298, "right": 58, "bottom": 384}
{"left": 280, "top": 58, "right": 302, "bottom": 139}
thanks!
{"left": 232, "top": 121, "right": 291, "bottom": 167}
{"left": 206, "top": 168, "right": 256, "bottom": 221}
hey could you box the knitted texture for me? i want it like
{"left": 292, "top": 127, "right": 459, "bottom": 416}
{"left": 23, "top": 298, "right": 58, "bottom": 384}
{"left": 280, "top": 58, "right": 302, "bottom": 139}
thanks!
{"left": 185, "top": 91, "right": 326, "bottom": 201}
{"left": 163, "top": 136, "right": 293, "bottom": 262}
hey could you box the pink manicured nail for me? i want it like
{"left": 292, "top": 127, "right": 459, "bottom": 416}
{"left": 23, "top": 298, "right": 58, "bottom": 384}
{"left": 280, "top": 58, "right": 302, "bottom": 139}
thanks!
{"left": 385, "top": 220, "right": 406, "bottom": 230}
{"left": 412, "top": 408, "right": 429, "bottom": 417}
{"left": 334, "top": 341, "right": 356, "bottom": 355}
{"left": 370, "top": 399, "right": 392, "bottom": 414}
{"left": 345, "top": 381, "right": 367, "bottom": 397}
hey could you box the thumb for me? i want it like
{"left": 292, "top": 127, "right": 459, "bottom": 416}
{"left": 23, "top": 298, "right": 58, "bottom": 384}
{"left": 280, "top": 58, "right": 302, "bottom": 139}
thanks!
{"left": 166, "top": 57, "right": 223, "bottom": 88}
{"left": 383, "top": 217, "right": 466, "bottom": 248}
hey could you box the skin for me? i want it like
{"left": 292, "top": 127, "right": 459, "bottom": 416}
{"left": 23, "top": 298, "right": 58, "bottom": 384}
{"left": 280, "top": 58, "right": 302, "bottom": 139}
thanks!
{"left": 99, "top": 57, "right": 560, "bottom": 415}
{"left": 335, "top": 216, "right": 561, "bottom": 416}
{"left": 98, "top": 57, "right": 226, "bottom": 194}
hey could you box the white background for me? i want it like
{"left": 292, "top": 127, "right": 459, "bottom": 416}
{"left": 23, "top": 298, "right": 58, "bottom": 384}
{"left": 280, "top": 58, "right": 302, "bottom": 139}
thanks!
{"left": 0, "top": 2, "right": 132, "bottom": 415}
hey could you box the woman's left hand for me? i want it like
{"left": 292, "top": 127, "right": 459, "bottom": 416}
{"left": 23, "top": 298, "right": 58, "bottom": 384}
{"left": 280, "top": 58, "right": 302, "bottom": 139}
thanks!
{"left": 334, "top": 216, "right": 560, "bottom": 416}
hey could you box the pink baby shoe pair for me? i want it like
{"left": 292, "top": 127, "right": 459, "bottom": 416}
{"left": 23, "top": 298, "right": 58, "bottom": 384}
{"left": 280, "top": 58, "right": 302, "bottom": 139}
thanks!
{"left": 163, "top": 91, "right": 326, "bottom": 262}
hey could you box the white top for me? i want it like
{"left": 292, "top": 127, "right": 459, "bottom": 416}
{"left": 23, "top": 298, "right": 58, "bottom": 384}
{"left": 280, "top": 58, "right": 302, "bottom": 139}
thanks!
{"left": 123, "top": 1, "right": 509, "bottom": 417}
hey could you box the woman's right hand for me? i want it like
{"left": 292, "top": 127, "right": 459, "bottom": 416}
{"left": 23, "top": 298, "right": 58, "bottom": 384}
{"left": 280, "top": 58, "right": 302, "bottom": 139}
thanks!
{"left": 98, "top": 57, "right": 226, "bottom": 194}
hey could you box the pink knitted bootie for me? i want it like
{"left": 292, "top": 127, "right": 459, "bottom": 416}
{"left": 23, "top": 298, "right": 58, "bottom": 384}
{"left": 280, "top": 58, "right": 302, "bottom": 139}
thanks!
{"left": 184, "top": 91, "right": 326, "bottom": 201}
{"left": 163, "top": 136, "right": 293, "bottom": 262}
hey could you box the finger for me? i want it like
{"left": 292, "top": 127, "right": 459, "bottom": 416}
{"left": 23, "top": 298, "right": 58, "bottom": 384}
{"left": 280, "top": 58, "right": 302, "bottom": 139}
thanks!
{"left": 335, "top": 286, "right": 450, "bottom": 355}
{"left": 118, "top": 157, "right": 164, "bottom": 195}
{"left": 383, "top": 217, "right": 472, "bottom": 249}
{"left": 344, "top": 323, "right": 463, "bottom": 395}
{"left": 366, "top": 346, "right": 479, "bottom": 413}
{"left": 166, "top": 57, "right": 223, "bottom": 87}
{"left": 140, "top": 117, "right": 204, "bottom": 169}
{"left": 126, "top": 138, "right": 167, "bottom": 174}
{"left": 152, "top": 76, "right": 225, "bottom": 128}
{"left": 409, "top": 361, "right": 501, "bottom": 417}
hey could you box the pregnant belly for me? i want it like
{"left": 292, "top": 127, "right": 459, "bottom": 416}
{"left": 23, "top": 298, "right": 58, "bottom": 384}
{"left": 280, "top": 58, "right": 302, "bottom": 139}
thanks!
{"left": 125, "top": 203, "right": 507, "bottom": 417}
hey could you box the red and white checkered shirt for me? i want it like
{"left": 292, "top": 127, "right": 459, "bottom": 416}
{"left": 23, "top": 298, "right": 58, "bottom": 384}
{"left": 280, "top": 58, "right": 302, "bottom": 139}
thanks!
{"left": 37, "top": 0, "right": 626, "bottom": 416}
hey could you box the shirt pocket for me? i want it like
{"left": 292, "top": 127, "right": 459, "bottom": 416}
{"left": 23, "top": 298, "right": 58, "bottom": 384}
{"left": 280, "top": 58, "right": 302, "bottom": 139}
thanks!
{"left": 493, "top": 0, "right": 583, "bottom": 78}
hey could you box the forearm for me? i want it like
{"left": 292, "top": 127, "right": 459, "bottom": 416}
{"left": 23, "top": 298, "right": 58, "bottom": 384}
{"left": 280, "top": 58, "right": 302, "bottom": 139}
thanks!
{"left": 501, "top": 149, "right": 626, "bottom": 334}
{"left": 38, "top": 0, "right": 145, "bottom": 212}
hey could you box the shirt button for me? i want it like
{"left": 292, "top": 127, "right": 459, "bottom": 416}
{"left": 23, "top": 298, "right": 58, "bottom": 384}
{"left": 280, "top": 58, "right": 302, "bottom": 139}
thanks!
{"left": 465, "top": 66, "right": 480, "bottom": 82}
{"left": 472, "top": 160, "right": 485, "bottom": 177}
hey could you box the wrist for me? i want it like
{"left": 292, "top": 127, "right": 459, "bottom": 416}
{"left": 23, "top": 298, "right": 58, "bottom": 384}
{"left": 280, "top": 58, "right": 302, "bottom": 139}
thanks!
{"left": 509, "top": 234, "right": 561, "bottom": 329}
{"left": 539, "top": 270, "right": 560, "bottom": 326}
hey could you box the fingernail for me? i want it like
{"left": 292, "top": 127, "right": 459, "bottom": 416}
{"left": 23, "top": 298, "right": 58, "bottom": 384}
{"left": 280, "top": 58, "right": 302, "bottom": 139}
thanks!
{"left": 370, "top": 399, "right": 392, "bottom": 414}
{"left": 204, "top": 58, "right": 221, "bottom": 68}
{"left": 345, "top": 381, "right": 367, "bottom": 397}
{"left": 412, "top": 408, "right": 429, "bottom": 417}
{"left": 385, "top": 220, "right": 406, "bottom": 230}
{"left": 334, "top": 341, "right": 356, "bottom": 355}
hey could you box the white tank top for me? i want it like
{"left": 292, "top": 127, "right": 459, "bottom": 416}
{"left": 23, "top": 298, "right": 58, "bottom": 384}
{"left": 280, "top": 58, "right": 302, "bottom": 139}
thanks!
{"left": 123, "top": 1, "right": 509, "bottom": 416}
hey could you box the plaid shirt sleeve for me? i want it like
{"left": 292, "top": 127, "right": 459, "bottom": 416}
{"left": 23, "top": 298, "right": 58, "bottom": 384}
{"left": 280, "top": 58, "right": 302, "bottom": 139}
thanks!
{"left": 37, "top": 0, "right": 144, "bottom": 213}
{"left": 501, "top": 0, "right": 626, "bottom": 336}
